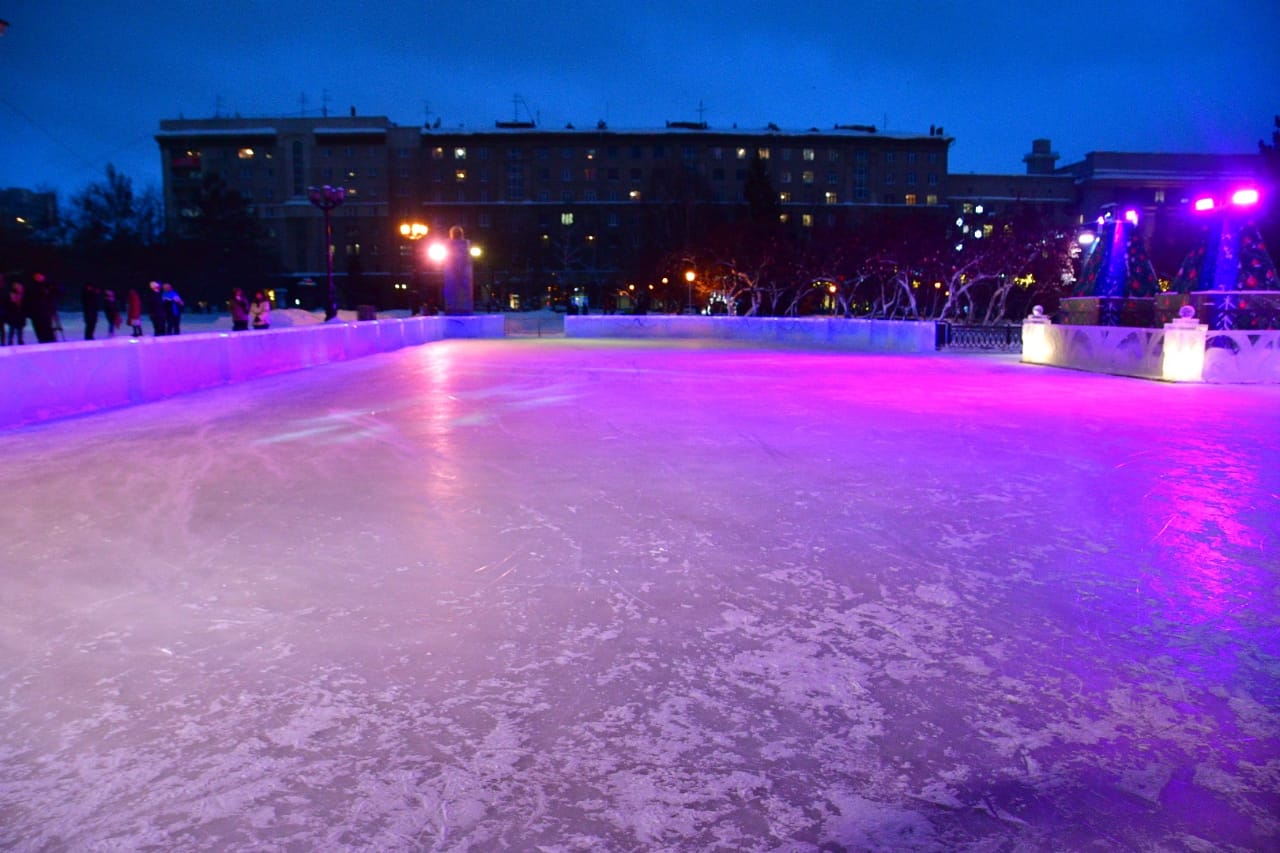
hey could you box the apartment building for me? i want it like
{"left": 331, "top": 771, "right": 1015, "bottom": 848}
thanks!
{"left": 156, "top": 114, "right": 952, "bottom": 308}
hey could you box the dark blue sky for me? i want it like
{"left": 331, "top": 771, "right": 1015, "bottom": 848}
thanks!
{"left": 2, "top": 1, "right": 1277, "bottom": 201}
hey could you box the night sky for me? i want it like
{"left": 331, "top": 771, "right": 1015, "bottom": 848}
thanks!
{"left": 1, "top": 1, "right": 1277, "bottom": 201}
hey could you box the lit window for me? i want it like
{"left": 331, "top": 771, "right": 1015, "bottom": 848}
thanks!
{"left": 237, "top": 148, "right": 255, "bottom": 159}
{"left": 825, "top": 192, "right": 838, "bottom": 204}
{"left": 779, "top": 213, "right": 789, "bottom": 223}
{"left": 736, "top": 148, "right": 748, "bottom": 160}
{"left": 803, "top": 149, "right": 815, "bottom": 161}
{"left": 801, "top": 214, "right": 813, "bottom": 227}
{"left": 629, "top": 190, "right": 642, "bottom": 200}
{"left": 905, "top": 194, "right": 918, "bottom": 206}
{"left": 585, "top": 148, "right": 596, "bottom": 160}
{"left": 1155, "top": 189, "right": 1166, "bottom": 203}
{"left": 432, "top": 147, "right": 444, "bottom": 160}
{"left": 757, "top": 148, "right": 770, "bottom": 159}
{"left": 926, "top": 194, "right": 939, "bottom": 205}
{"left": 802, "top": 171, "right": 814, "bottom": 185}
{"left": 455, "top": 169, "right": 467, "bottom": 182}
{"left": 561, "top": 212, "right": 574, "bottom": 226}
{"left": 779, "top": 192, "right": 791, "bottom": 203}
{"left": 454, "top": 147, "right": 467, "bottom": 160}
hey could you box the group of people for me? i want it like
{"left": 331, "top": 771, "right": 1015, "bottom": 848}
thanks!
{"left": 1, "top": 275, "right": 277, "bottom": 345}
{"left": 2, "top": 273, "right": 62, "bottom": 345}
{"left": 229, "top": 288, "right": 272, "bottom": 331}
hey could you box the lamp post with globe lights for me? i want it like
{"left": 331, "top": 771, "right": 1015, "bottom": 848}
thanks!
{"left": 308, "top": 185, "right": 346, "bottom": 321}
{"left": 398, "top": 221, "right": 429, "bottom": 313}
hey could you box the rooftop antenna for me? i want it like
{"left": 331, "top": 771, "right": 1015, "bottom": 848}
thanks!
{"left": 512, "top": 94, "right": 535, "bottom": 125}
{"left": 696, "top": 100, "right": 707, "bottom": 124}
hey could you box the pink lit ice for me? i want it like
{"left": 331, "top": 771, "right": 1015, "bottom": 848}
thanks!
{"left": 1, "top": 340, "right": 1278, "bottom": 850}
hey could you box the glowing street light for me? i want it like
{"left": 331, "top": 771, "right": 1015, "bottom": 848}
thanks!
{"left": 399, "top": 221, "right": 428, "bottom": 240}
{"left": 1231, "top": 187, "right": 1259, "bottom": 207}
{"left": 684, "top": 269, "right": 696, "bottom": 313}
{"left": 397, "top": 221, "right": 429, "bottom": 312}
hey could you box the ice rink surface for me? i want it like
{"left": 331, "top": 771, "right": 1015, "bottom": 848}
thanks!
{"left": 2, "top": 339, "right": 1278, "bottom": 851}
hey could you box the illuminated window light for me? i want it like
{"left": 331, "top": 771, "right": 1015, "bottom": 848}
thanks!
{"left": 1231, "top": 188, "right": 1259, "bottom": 206}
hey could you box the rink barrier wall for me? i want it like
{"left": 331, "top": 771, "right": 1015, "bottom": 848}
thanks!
{"left": 0, "top": 314, "right": 504, "bottom": 429}
{"left": 565, "top": 315, "right": 939, "bottom": 352}
{"left": 1019, "top": 319, "right": 1280, "bottom": 383}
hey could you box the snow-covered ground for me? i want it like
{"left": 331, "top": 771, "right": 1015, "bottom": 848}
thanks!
{"left": 1, "top": 340, "right": 1277, "bottom": 850}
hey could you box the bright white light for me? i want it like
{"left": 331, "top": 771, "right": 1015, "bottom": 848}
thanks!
{"left": 1022, "top": 322, "right": 1053, "bottom": 363}
{"left": 974, "top": 205, "right": 984, "bottom": 214}
{"left": 1123, "top": 209, "right": 1139, "bottom": 225}
{"left": 1231, "top": 188, "right": 1259, "bottom": 206}
{"left": 1078, "top": 232, "right": 1096, "bottom": 247}
{"left": 427, "top": 243, "right": 448, "bottom": 263}
{"left": 1194, "top": 197, "right": 1216, "bottom": 212}
{"left": 972, "top": 229, "right": 983, "bottom": 239}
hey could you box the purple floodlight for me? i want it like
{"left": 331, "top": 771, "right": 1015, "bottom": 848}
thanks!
{"left": 1193, "top": 197, "right": 1216, "bottom": 213}
{"left": 1231, "top": 188, "right": 1259, "bottom": 207}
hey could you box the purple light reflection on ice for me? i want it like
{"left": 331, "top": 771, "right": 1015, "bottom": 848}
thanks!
{"left": 1140, "top": 438, "right": 1267, "bottom": 626}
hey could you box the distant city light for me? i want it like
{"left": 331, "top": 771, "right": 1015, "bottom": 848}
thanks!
{"left": 1231, "top": 188, "right": 1259, "bottom": 206}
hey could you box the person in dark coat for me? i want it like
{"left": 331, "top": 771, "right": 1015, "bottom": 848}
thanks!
{"left": 102, "top": 289, "right": 120, "bottom": 336}
{"left": 27, "top": 275, "right": 57, "bottom": 344}
{"left": 1, "top": 276, "right": 24, "bottom": 346}
{"left": 147, "top": 281, "right": 166, "bottom": 336}
{"left": 82, "top": 283, "right": 100, "bottom": 340}
{"left": 1, "top": 279, "right": 22, "bottom": 345}
{"left": 229, "top": 287, "right": 250, "bottom": 331}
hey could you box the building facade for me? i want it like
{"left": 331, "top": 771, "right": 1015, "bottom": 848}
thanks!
{"left": 156, "top": 115, "right": 953, "bottom": 309}
{"left": 157, "top": 117, "right": 1269, "bottom": 308}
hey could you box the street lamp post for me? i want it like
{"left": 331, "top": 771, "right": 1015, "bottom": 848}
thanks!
{"left": 308, "top": 185, "right": 346, "bottom": 321}
{"left": 684, "top": 269, "right": 696, "bottom": 314}
{"left": 398, "top": 221, "right": 428, "bottom": 313}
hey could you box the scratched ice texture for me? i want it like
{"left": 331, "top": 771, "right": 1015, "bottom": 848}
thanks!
{"left": 1, "top": 339, "right": 1277, "bottom": 851}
